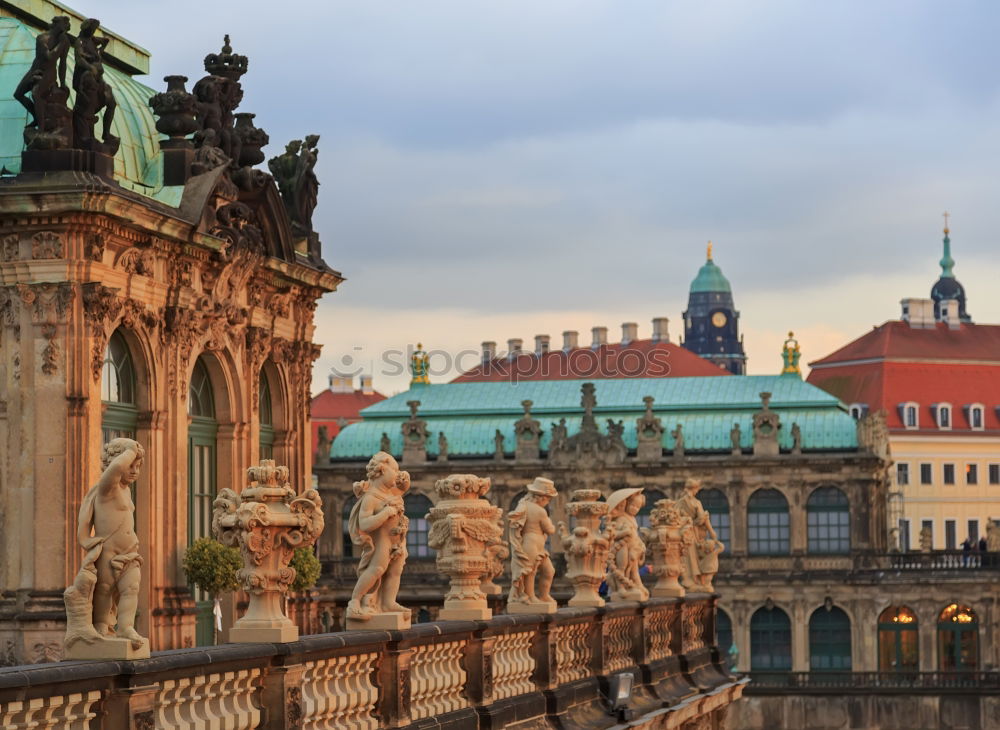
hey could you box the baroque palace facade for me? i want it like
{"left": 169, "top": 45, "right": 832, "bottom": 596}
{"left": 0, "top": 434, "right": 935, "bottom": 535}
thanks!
{"left": 0, "top": 1, "right": 339, "bottom": 662}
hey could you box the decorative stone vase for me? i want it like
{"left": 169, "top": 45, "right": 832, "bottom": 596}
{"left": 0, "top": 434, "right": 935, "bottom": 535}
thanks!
{"left": 426, "top": 474, "right": 504, "bottom": 620}
{"left": 640, "top": 499, "right": 691, "bottom": 598}
{"left": 557, "top": 489, "right": 610, "bottom": 607}
{"left": 480, "top": 506, "right": 509, "bottom": 596}
{"left": 149, "top": 76, "right": 198, "bottom": 138}
{"left": 235, "top": 113, "right": 269, "bottom": 167}
{"left": 213, "top": 460, "right": 325, "bottom": 642}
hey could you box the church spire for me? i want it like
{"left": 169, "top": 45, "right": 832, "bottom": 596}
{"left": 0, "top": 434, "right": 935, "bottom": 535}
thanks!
{"left": 939, "top": 212, "right": 955, "bottom": 278}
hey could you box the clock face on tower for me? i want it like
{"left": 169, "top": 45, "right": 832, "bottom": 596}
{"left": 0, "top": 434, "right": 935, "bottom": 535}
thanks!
{"left": 711, "top": 311, "right": 728, "bottom": 328}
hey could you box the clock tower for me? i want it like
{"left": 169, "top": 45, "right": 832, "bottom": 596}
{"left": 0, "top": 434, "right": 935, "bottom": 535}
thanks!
{"left": 681, "top": 243, "right": 747, "bottom": 374}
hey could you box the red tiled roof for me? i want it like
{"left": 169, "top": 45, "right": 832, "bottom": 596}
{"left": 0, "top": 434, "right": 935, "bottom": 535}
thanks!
{"left": 451, "top": 339, "right": 731, "bottom": 383}
{"left": 311, "top": 389, "right": 386, "bottom": 454}
{"left": 810, "top": 321, "right": 1000, "bottom": 366}
{"left": 806, "top": 321, "right": 1000, "bottom": 431}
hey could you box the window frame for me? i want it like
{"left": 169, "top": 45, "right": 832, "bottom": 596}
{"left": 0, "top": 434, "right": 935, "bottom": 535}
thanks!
{"left": 901, "top": 402, "right": 919, "bottom": 429}
{"left": 967, "top": 464, "right": 978, "bottom": 486}
{"left": 750, "top": 606, "right": 792, "bottom": 671}
{"left": 967, "top": 403, "right": 985, "bottom": 431}
{"left": 935, "top": 403, "right": 953, "bottom": 430}
{"left": 747, "top": 489, "right": 791, "bottom": 556}
{"left": 809, "top": 606, "right": 852, "bottom": 672}
{"left": 943, "top": 464, "right": 956, "bottom": 485}
{"left": 404, "top": 493, "right": 434, "bottom": 558}
{"left": 896, "top": 463, "right": 909, "bottom": 486}
{"left": 989, "top": 464, "right": 1000, "bottom": 486}
{"left": 878, "top": 606, "right": 919, "bottom": 673}
{"left": 806, "top": 487, "right": 851, "bottom": 555}
{"left": 920, "top": 463, "right": 933, "bottom": 485}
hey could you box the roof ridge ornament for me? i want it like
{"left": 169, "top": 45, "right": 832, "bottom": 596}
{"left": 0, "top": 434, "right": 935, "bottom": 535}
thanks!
{"left": 706, "top": 240, "right": 713, "bottom": 262}
{"left": 781, "top": 331, "right": 802, "bottom": 377}
{"left": 939, "top": 212, "right": 955, "bottom": 278}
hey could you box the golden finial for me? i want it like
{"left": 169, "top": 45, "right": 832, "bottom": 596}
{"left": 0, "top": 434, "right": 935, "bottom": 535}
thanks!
{"left": 706, "top": 241, "right": 713, "bottom": 261}
{"left": 781, "top": 331, "right": 801, "bottom": 377}
{"left": 943, "top": 211, "right": 950, "bottom": 235}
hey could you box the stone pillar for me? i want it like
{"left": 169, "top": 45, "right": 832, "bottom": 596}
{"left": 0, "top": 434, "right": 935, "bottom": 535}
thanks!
{"left": 514, "top": 400, "right": 542, "bottom": 461}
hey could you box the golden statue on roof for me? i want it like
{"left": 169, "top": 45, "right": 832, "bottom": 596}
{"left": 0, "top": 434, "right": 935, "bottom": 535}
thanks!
{"left": 781, "top": 331, "right": 801, "bottom": 376}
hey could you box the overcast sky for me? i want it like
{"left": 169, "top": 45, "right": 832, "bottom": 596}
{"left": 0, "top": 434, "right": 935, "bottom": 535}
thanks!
{"left": 79, "top": 0, "right": 1000, "bottom": 394}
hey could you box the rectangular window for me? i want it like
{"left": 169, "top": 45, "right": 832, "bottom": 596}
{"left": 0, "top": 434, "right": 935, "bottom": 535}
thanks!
{"left": 899, "top": 518, "right": 911, "bottom": 552}
{"left": 990, "top": 464, "right": 1000, "bottom": 485}
{"left": 968, "top": 520, "right": 979, "bottom": 543}
{"left": 896, "top": 463, "right": 909, "bottom": 486}
{"left": 940, "top": 408, "right": 950, "bottom": 428}
{"left": 943, "top": 464, "right": 955, "bottom": 485}
{"left": 921, "top": 519, "right": 934, "bottom": 549}
{"left": 906, "top": 407, "right": 917, "bottom": 428}
{"left": 945, "top": 520, "right": 956, "bottom": 550}
{"left": 920, "top": 463, "right": 933, "bottom": 485}
{"left": 967, "top": 464, "right": 978, "bottom": 485}
{"left": 972, "top": 408, "right": 983, "bottom": 428}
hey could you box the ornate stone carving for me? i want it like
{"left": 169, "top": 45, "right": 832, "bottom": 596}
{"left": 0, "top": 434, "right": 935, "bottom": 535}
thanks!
{"left": 605, "top": 487, "right": 649, "bottom": 602}
{"left": 211, "top": 201, "right": 264, "bottom": 258}
{"left": 730, "top": 422, "right": 742, "bottom": 456}
{"left": 641, "top": 499, "right": 692, "bottom": 598}
{"left": 40, "top": 322, "right": 59, "bottom": 375}
{"left": 192, "top": 35, "right": 248, "bottom": 167}
{"left": 514, "top": 399, "right": 542, "bottom": 461}
{"left": 85, "top": 233, "right": 104, "bottom": 261}
{"left": 31, "top": 231, "right": 62, "bottom": 259}
{"left": 636, "top": 395, "right": 665, "bottom": 462}
{"left": 268, "top": 135, "right": 320, "bottom": 236}
{"left": 493, "top": 429, "right": 505, "bottom": 461}
{"left": 437, "top": 431, "right": 448, "bottom": 462}
{"left": 149, "top": 75, "right": 198, "bottom": 138}
{"left": 285, "top": 686, "right": 303, "bottom": 728}
{"left": 507, "top": 477, "right": 558, "bottom": 614}
{"left": 676, "top": 478, "right": 725, "bottom": 592}
{"left": 212, "top": 459, "right": 325, "bottom": 642}
{"left": 71, "top": 19, "right": 119, "bottom": 154}
{"left": 116, "top": 247, "right": 155, "bottom": 276}
{"left": 64, "top": 438, "right": 150, "bottom": 659}
{"left": 791, "top": 422, "right": 802, "bottom": 455}
{"left": 2, "top": 234, "right": 19, "bottom": 261}
{"left": 557, "top": 489, "right": 609, "bottom": 607}
{"left": 344, "top": 452, "right": 411, "bottom": 630}
{"left": 426, "top": 474, "right": 504, "bottom": 620}
{"left": 548, "top": 383, "right": 626, "bottom": 467}
{"left": 401, "top": 400, "right": 429, "bottom": 464}
{"left": 14, "top": 15, "right": 72, "bottom": 150}
{"left": 753, "top": 391, "right": 781, "bottom": 457}
{"left": 133, "top": 711, "right": 155, "bottom": 730}
{"left": 18, "top": 282, "right": 73, "bottom": 324}
{"left": 671, "top": 423, "right": 685, "bottom": 459}
{"left": 481, "top": 505, "right": 509, "bottom": 597}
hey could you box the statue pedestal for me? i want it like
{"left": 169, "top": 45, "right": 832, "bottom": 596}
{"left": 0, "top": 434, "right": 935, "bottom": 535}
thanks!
{"left": 568, "top": 594, "right": 604, "bottom": 608}
{"left": 229, "top": 620, "right": 299, "bottom": 643}
{"left": 439, "top": 606, "right": 492, "bottom": 621}
{"left": 651, "top": 585, "right": 685, "bottom": 599}
{"left": 65, "top": 637, "right": 150, "bottom": 661}
{"left": 21, "top": 149, "right": 114, "bottom": 178}
{"left": 506, "top": 599, "right": 557, "bottom": 615}
{"left": 346, "top": 612, "right": 410, "bottom": 631}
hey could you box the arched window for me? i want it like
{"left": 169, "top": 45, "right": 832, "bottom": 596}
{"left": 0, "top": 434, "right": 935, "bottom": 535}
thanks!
{"left": 342, "top": 495, "right": 357, "bottom": 557}
{"left": 809, "top": 606, "right": 852, "bottom": 671}
{"left": 101, "top": 330, "right": 137, "bottom": 442}
{"left": 747, "top": 489, "right": 789, "bottom": 555}
{"left": 878, "top": 606, "right": 918, "bottom": 673}
{"left": 750, "top": 605, "right": 792, "bottom": 671}
{"left": 700, "top": 488, "right": 731, "bottom": 552}
{"left": 637, "top": 489, "right": 667, "bottom": 530}
{"left": 259, "top": 371, "right": 274, "bottom": 460}
{"left": 938, "top": 604, "right": 979, "bottom": 671}
{"left": 405, "top": 493, "right": 433, "bottom": 558}
{"left": 807, "top": 487, "right": 850, "bottom": 554}
{"left": 187, "top": 357, "right": 218, "bottom": 646}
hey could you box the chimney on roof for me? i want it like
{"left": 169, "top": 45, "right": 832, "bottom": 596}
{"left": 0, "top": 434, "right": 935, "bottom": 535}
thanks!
{"left": 482, "top": 341, "right": 497, "bottom": 362}
{"left": 328, "top": 373, "right": 353, "bottom": 393}
{"left": 507, "top": 338, "right": 523, "bottom": 360}
{"left": 534, "top": 334, "right": 550, "bottom": 356}
{"left": 360, "top": 374, "right": 374, "bottom": 394}
{"left": 939, "top": 299, "right": 961, "bottom": 330}
{"left": 562, "top": 330, "right": 578, "bottom": 351}
{"left": 591, "top": 326, "right": 608, "bottom": 348}
{"left": 901, "top": 298, "right": 935, "bottom": 328}
{"left": 621, "top": 322, "right": 638, "bottom": 345}
{"left": 651, "top": 317, "right": 670, "bottom": 343}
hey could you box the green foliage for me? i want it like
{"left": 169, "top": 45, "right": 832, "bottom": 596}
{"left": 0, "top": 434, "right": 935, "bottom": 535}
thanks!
{"left": 289, "top": 547, "right": 322, "bottom": 592}
{"left": 182, "top": 538, "right": 241, "bottom": 597}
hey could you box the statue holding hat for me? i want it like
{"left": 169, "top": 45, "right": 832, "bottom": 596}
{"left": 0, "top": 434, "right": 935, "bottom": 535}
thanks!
{"left": 507, "top": 477, "right": 558, "bottom": 614}
{"left": 605, "top": 487, "right": 650, "bottom": 602}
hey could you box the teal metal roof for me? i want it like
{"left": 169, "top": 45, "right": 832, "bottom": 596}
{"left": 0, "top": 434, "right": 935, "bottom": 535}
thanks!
{"left": 690, "top": 258, "right": 732, "bottom": 293}
{"left": 331, "top": 376, "right": 859, "bottom": 459}
{"left": 0, "top": 17, "right": 182, "bottom": 206}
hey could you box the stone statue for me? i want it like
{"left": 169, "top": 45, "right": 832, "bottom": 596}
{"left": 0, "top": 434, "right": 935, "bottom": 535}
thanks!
{"left": 753, "top": 391, "right": 781, "bottom": 457}
{"left": 636, "top": 395, "right": 665, "bottom": 462}
{"left": 676, "top": 478, "right": 722, "bottom": 591}
{"left": 919, "top": 525, "right": 933, "bottom": 553}
{"left": 791, "top": 422, "right": 802, "bottom": 455}
{"left": 730, "top": 423, "right": 742, "bottom": 456}
{"left": 64, "top": 438, "right": 149, "bottom": 659}
{"left": 346, "top": 452, "right": 412, "bottom": 629}
{"left": 494, "top": 429, "right": 505, "bottom": 461}
{"left": 192, "top": 36, "right": 248, "bottom": 166}
{"left": 987, "top": 521, "right": 1000, "bottom": 552}
{"left": 14, "top": 15, "right": 72, "bottom": 150}
{"left": 71, "top": 18, "right": 119, "bottom": 153}
{"left": 605, "top": 487, "right": 649, "bottom": 602}
{"left": 557, "top": 489, "right": 610, "bottom": 606}
{"left": 888, "top": 527, "right": 900, "bottom": 553}
{"left": 549, "top": 418, "right": 568, "bottom": 453}
{"left": 671, "top": 423, "right": 685, "bottom": 459}
{"left": 507, "top": 477, "right": 558, "bottom": 613}
{"left": 268, "top": 135, "right": 321, "bottom": 236}
{"left": 641, "top": 499, "right": 692, "bottom": 598}
{"left": 380, "top": 432, "right": 391, "bottom": 453}
{"left": 514, "top": 400, "right": 543, "bottom": 460}
{"left": 426, "top": 474, "right": 503, "bottom": 620}
{"left": 437, "top": 431, "right": 449, "bottom": 462}
{"left": 695, "top": 533, "right": 725, "bottom": 592}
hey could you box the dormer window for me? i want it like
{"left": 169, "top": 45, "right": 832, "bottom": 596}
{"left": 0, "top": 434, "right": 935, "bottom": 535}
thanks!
{"left": 934, "top": 403, "right": 953, "bottom": 430}
{"left": 849, "top": 403, "right": 868, "bottom": 420}
{"left": 900, "top": 402, "right": 919, "bottom": 429}
{"left": 966, "top": 404, "right": 985, "bottom": 431}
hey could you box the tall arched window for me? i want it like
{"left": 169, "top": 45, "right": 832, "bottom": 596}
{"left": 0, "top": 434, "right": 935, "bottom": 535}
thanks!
{"left": 188, "top": 357, "right": 218, "bottom": 646}
{"left": 101, "top": 330, "right": 137, "bottom": 443}
{"left": 938, "top": 604, "right": 979, "bottom": 671}
{"left": 637, "top": 489, "right": 667, "bottom": 530}
{"left": 809, "top": 606, "right": 852, "bottom": 671}
{"left": 747, "top": 489, "right": 790, "bottom": 555}
{"left": 750, "top": 605, "right": 792, "bottom": 671}
{"left": 342, "top": 495, "right": 356, "bottom": 557}
{"left": 700, "top": 488, "right": 731, "bottom": 552}
{"left": 259, "top": 371, "right": 274, "bottom": 460}
{"left": 405, "top": 493, "right": 433, "bottom": 558}
{"left": 878, "top": 606, "right": 918, "bottom": 673}
{"left": 807, "top": 487, "right": 850, "bottom": 554}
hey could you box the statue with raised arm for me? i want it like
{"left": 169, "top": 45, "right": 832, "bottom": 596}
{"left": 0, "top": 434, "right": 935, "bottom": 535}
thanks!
{"left": 346, "top": 451, "right": 412, "bottom": 629}
{"left": 507, "top": 477, "right": 558, "bottom": 613}
{"left": 14, "top": 15, "right": 72, "bottom": 149}
{"left": 71, "top": 18, "right": 119, "bottom": 153}
{"left": 64, "top": 438, "right": 149, "bottom": 659}
{"left": 606, "top": 487, "right": 649, "bottom": 601}
{"left": 676, "top": 477, "right": 722, "bottom": 591}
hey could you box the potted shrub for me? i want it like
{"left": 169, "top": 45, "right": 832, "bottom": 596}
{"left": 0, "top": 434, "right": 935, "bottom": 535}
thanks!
{"left": 182, "top": 537, "right": 241, "bottom": 644}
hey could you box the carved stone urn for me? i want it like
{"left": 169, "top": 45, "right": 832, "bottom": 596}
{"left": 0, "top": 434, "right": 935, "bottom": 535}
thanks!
{"left": 480, "top": 506, "right": 509, "bottom": 596}
{"left": 148, "top": 75, "right": 198, "bottom": 138}
{"left": 557, "top": 489, "right": 610, "bottom": 607}
{"left": 213, "top": 460, "right": 325, "bottom": 642}
{"left": 640, "top": 499, "right": 691, "bottom": 598}
{"left": 426, "top": 474, "right": 504, "bottom": 620}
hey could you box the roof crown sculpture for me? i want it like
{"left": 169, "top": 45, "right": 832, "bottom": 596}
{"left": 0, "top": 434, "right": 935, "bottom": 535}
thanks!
{"left": 781, "top": 331, "right": 801, "bottom": 376}
{"left": 204, "top": 34, "right": 248, "bottom": 80}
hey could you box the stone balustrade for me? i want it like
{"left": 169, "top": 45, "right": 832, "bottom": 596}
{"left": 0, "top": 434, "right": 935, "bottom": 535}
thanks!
{"left": 0, "top": 595, "right": 745, "bottom": 730}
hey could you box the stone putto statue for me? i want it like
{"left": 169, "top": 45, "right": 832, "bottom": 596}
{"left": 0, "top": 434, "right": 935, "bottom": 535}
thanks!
{"left": 426, "top": 474, "right": 504, "bottom": 620}
{"left": 676, "top": 478, "right": 725, "bottom": 592}
{"left": 557, "top": 489, "right": 610, "bottom": 606}
{"left": 507, "top": 477, "right": 558, "bottom": 614}
{"left": 64, "top": 438, "right": 149, "bottom": 659}
{"left": 605, "top": 487, "right": 650, "bottom": 601}
{"left": 345, "top": 452, "right": 412, "bottom": 629}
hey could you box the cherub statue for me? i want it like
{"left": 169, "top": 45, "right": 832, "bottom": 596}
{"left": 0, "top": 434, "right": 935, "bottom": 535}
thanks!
{"left": 507, "top": 477, "right": 558, "bottom": 613}
{"left": 64, "top": 438, "right": 149, "bottom": 658}
{"left": 695, "top": 535, "right": 725, "bottom": 592}
{"left": 346, "top": 451, "right": 412, "bottom": 628}
{"left": 606, "top": 487, "right": 650, "bottom": 601}
{"left": 676, "top": 477, "right": 719, "bottom": 590}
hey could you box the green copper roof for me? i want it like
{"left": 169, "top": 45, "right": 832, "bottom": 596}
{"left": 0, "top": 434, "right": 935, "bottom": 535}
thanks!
{"left": 0, "top": 17, "right": 182, "bottom": 206}
{"left": 690, "top": 256, "right": 732, "bottom": 293}
{"left": 331, "top": 375, "right": 859, "bottom": 459}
